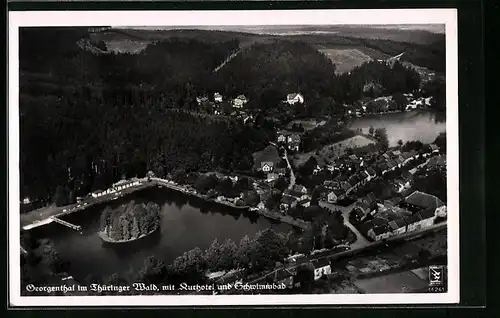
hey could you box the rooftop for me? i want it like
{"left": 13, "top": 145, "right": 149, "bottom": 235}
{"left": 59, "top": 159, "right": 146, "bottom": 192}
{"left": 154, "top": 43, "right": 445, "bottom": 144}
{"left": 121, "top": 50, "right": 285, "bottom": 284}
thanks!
{"left": 404, "top": 191, "right": 445, "bottom": 210}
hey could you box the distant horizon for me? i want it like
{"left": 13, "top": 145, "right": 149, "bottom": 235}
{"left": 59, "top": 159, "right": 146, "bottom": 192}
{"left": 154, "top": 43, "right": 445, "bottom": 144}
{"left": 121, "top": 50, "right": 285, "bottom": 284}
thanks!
{"left": 112, "top": 24, "right": 446, "bottom": 35}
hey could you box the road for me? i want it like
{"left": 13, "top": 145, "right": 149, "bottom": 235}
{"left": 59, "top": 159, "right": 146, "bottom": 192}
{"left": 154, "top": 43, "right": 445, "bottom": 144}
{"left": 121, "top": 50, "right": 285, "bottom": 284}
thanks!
{"left": 269, "top": 142, "right": 296, "bottom": 189}
{"left": 319, "top": 200, "right": 370, "bottom": 249}
{"left": 236, "top": 221, "right": 447, "bottom": 289}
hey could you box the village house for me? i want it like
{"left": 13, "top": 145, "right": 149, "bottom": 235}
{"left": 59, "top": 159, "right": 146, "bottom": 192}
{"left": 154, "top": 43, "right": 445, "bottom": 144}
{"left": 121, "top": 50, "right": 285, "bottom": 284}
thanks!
{"left": 366, "top": 167, "right": 377, "bottom": 178}
{"left": 280, "top": 194, "right": 298, "bottom": 211}
{"left": 368, "top": 225, "right": 392, "bottom": 241}
{"left": 388, "top": 218, "right": 407, "bottom": 235}
{"left": 275, "top": 167, "right": 287, "bottom": 176}
{"left": 276, "top": 131, "right": 301, "bottom": 152}
{"left": 405, "top": 207, "right": 436, "bottom": 232}
{"left": 291, "top": 184, "right": 308, "bottom": 194}
{"left": 429, "top": 143, "right": 440, "bottom": 153}
{"left": 402, "top": 190, "right": 445, "bottom": 213}
{"left": 287, "top": 134, "right": 301, "bottom": 152}
{"left": 435, "top": 205, "right": 447, "bottom": 218}
{"left": 214, "top": 92, "right": 223, "bottom": 103}
{"left": 327, "top": 189, "right": 345, "bottom": 204}
{"left": 232, "top": 94, "right": 248, "bottom": 108}
{"left": 313, "top": 259, "right": 332, "bottom": 280}
{"left": 266, "top": 172, "right": 279, "bottom": 182}
{"left": 196, "top": 96, "right": 209, "bottom": 105}
{"left": 253, "top": 145, "right": 282, "bottom": 172}
{"left": 286, "top": 93, "right": 305, "bottom": 105}
{"left": 261, "top": 161, "right": 274, "bottom": 173}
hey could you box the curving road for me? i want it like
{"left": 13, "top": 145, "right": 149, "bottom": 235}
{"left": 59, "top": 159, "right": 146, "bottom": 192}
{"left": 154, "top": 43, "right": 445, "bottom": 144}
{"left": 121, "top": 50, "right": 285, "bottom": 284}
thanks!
{"left": 319, "top": 200, "right": 370, "bottom": 249}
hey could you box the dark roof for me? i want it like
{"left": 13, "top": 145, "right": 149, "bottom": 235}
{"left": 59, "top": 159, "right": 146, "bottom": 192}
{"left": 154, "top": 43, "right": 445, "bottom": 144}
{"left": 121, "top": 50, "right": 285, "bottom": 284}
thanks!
{"left": 401, "top": 171, "right": 412, "bottom": 180}
{"left": 298, "top": 197, "right": 311, "bottom": 204}
{"left": 281, "top": 195, "right": 297, "bottom": 205}
{"left": 380, "top": 163, "right": 390, "bottom": 171}
{"left": 333, "top": 189, "right": 345, "bottom": 196}
{"left": 429, "top": 144, "right": 439, "bottom": 150}
{"left": 360, "top": 171, "right": 369, "bottom": 179}
{"left": 404, "top": 191, "right": 445, "bottom": 210}
{"left": 314, "top": 258, "right": 331, "bottom": 269}
{"left": 372, "top": 225, "right": 389, "bottom": 235}
{"left": 388, "top": 220, "right": 399, "bottom": 230}
{"left": 393, "top": 150, "right": 402, "bottom": 156}
{"left": 394, "top": 218, "right": 407, "bottom": 228}
{"left": 419, "top": 207, "right": 436, "bottom": 219}
{"left": 367, "top": 167, "right": 377, "bottom": 176}
{"left": 342, "top": 183, "right": 351, "bottom": 191}
{"left": 365, "top": 192, "right": 377, "bottom": 203}
{"left": 291, "top": 184, "right": 306, "bottom": 193}
{"left": 354, "top": 209, "right": 365, "bottom": 218}
{"left": 372, "top": 217, "right": 388, "bottom": 226}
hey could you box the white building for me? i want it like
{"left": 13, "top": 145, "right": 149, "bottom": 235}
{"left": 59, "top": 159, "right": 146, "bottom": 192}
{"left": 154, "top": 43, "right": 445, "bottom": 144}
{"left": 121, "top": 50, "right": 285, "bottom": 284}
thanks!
{"left": 286, "top": 93, "right": 304, "bottom": 105}
{"left": 314, "top": 261, "right": 332, "bottom": 280}
{"left": 214, "top": 92, "right": 223, "bottom": 103}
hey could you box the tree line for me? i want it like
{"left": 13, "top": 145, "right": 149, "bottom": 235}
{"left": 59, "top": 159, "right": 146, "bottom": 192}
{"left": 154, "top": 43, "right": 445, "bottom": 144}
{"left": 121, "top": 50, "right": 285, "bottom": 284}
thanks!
{"left": 19, "top": 28, "right": 437, "bottom": 206}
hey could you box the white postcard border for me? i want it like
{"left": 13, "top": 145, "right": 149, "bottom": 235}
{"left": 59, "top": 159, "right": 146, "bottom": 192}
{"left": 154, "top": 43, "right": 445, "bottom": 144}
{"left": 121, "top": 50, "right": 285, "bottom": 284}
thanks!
{"left": 8, "top": 9, "right": 459, "bottom": 307}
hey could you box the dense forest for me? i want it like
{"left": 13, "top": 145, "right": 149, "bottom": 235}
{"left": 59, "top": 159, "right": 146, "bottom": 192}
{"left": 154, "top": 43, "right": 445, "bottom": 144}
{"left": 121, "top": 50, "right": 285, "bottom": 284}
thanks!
{"left": 19, "top": 28, "right": 438, "bottom": 205}
{"left": 99, "top": 201, "right": 161, "bottom": 242}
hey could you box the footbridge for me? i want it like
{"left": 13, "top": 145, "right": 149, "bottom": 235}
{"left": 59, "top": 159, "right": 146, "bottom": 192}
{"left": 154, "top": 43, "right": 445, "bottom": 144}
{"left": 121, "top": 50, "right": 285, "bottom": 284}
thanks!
{"left": 51, "top": 217, "right": 82, "bottom": 232}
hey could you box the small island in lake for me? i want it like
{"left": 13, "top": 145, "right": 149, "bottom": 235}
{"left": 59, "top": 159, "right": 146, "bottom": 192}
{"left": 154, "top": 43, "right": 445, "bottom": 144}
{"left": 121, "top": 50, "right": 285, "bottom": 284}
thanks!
{"left": 99, "top": 201, "right": 161, "bottom": 244}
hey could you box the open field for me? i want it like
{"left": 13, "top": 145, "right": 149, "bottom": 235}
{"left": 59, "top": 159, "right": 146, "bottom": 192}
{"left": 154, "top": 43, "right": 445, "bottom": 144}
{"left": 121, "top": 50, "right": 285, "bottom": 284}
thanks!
{"left": 319, "top": 48, "right": 373, "bottom": 74}
{"left": 318, "top": 134, "right": 377, "bottom": 160}
{"left": 292, "top": 134, "right": 376, "bottom": 168}
{"left": 286, "top": 118, "right": 327, "bottom": 131}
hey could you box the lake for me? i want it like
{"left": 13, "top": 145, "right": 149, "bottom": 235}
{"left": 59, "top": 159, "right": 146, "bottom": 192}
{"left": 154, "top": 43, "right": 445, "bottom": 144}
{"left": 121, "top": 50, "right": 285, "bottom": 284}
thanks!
{"left": 31, "top": 187, "right": 293, "bottom": 281}
{"left": 349, "top": 110, "right": 446, "bottom": 147}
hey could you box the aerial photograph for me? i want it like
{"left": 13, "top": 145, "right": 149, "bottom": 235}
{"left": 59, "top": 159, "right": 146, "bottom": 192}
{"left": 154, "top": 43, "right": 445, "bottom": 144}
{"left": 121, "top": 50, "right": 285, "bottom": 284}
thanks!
{"left": 17, "top": 23, "right": 448, "bottom": 297}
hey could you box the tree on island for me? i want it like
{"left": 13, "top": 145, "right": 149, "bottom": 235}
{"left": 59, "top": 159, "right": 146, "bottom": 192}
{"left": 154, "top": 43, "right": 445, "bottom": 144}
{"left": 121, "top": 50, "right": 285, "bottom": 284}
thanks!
{"left": 99, "top": 201, "right": 161, "bottom": 242}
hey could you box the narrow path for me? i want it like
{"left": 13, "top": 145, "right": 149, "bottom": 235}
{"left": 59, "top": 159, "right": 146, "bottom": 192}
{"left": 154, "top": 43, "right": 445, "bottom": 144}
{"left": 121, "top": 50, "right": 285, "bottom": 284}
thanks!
{"left": 269, "top": 142, "right": 296, "bottom": 189}
{"left": 213, "top": 48, "right": 243, "bottom": 73}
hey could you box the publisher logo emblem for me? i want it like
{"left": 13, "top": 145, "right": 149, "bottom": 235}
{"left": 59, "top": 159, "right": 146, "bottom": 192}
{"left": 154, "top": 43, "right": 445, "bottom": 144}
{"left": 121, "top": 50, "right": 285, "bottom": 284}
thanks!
{"left": 429, "top": 265, "right": 444, "bottom": 286}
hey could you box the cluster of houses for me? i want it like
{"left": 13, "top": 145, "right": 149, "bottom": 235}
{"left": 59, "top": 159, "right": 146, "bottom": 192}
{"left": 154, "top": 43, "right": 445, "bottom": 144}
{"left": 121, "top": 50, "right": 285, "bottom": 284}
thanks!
{"left": 363, "top": 190, "right": 447, "bottom": 241}
{"left": 276, "top": 130, "right": 302, "bottom": 152}
{"left": 279, "top": 184, "right": 311, "bottom": 212}
{"left": 90, "top": 178, "right": 141, "bottom": 198}
{"left": 323, "top": 145, "right": 441, "bottom": 205}
{"left": 196, "top": 92, "right": 304, "bottom": 111}
{"left": 405, "top": 95, "right": 433, "bottom": 111}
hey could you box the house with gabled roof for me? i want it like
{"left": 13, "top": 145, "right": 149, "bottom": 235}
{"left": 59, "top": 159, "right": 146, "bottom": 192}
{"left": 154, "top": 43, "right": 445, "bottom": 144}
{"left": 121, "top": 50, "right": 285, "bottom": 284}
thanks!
{"left": 196, "top": 96, "right": 209, "bottom": 105}
{"left": 291, "top": 184, "right": 308, "bottom": 194}
{"left": 402, "top": 191, "right": 445, "bottom": 213}
{"left": 233, "top": 94, "right": 248, "bottom": 108}
{"left": 286, "top": 93, "right": 305, "bottom": 105}
{"left": 366, "top": 167, "right": 377, "bottom": 178}
{"left": 214, "top": 92, "right": 223, "bottom": 103}
{"left": 327, "top": 189, "right": 345, "bottom": 203}
{"left": 368, "top": 225, "right": 392, "bottom": 241}
{"left": 313, "top": 258, "right": 332, "bottom": 280}
{"left": 429, "top": 144, "right": 439, "bottom": 153}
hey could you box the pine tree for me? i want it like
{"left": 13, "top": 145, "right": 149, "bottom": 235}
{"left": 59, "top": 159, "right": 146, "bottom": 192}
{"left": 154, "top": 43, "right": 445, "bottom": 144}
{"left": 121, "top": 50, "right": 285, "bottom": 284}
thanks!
{"left": 131, "top": 216, "right": 140, "bottom": 239}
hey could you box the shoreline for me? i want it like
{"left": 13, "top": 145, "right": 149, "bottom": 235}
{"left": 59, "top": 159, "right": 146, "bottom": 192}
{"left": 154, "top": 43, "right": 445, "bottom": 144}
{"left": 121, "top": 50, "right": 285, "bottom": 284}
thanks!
{"left": 98, "top": 226, "right": 160, "bottom": 244}
{"left": 21, "top": 177, "right": 307, "bottom": 231}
